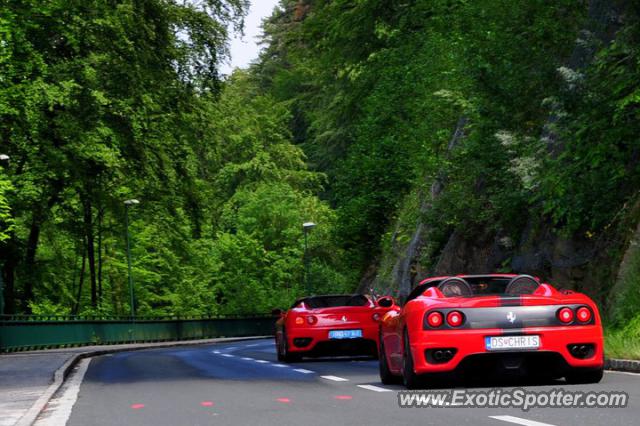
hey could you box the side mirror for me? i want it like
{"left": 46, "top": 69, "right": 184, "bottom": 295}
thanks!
{"left": 271, "top": 308, "right": 284, "bottom": 317}
{"left": 376, "top": 296, "right": 395, "bottom": 308}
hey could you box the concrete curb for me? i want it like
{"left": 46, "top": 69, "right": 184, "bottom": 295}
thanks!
{"left": 605, "top": 358, "right": 640, "bottom": 373}
{"left": 14, "top": 336, "right": 271, "bottom": 426}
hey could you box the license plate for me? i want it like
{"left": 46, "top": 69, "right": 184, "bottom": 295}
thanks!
{"left": 485, "top": 335, "right": 540, "bottom": 351}
{"left": 329, "top": 329, "right": 363, "bottom": 339}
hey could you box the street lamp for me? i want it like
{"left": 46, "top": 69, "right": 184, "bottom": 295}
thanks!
{"left": 0, "top": 154, "right": 9, "bottom": 316}
{"left": 124, "top": 199, "right": 140, "bottom": 318}
{"left": 302, "top": 222, "right": 316, "bottom": 294}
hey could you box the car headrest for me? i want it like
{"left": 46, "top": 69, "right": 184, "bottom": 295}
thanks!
{"left": 437, "top": 277, "right": 473, "bottom": 297}
{"left": 505, "top": 274, "right": 540, "bottom": 295}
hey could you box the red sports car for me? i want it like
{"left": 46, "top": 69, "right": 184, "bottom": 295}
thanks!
{"left": 378, "top": 274, "right": 604, "bottom": 388}
{"left": 275, "top": 294, "right": 395, "bottom": 362}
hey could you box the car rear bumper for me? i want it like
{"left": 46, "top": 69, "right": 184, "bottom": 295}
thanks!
{"left": 409, "top": 325, "right": 604, "bottom": 375}
{"left": 287, "top": 324, "right": 379, "bottom": 356}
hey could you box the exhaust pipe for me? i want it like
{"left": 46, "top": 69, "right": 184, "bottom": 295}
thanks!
{"left": 568, "top": 344, "right": 594, "bottom": 359}
{"left": 426, "top": 348, "right": 457, "bottom": 364}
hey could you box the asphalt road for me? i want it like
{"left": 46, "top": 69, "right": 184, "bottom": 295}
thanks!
{"left": 36, "top": 338, "right": 639, "bottom": 426}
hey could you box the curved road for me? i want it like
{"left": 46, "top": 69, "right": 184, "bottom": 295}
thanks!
{"left": 35, "top": 338, "right": 638, "bottom": 426}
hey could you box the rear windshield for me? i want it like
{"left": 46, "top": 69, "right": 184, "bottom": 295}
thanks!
{"left": 407, "top": 276, "right": 531, "bottom": 302}
{"left": 465, "top": 276, "right": 512, "bottom": 295}
{"left": 302, "top": 295, "right": 370, "bottom": 309}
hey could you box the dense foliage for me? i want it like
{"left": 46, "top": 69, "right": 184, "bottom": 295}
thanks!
{"left": 0, "top": 0, "right": 350, "bottom": 316}
{"left": 251, "top": 0, "right": 639, "bottom": 321}
{"left": 2, "top": 1, "right": 639, "bottom": 323}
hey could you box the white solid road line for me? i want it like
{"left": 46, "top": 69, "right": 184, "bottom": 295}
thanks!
{"left": 606, "top": 370, "right": 640, "bottom": 377}
{"left": 489, "top": 415, "right": 557, "bottom": 426}
{"left": 320, "top": 375, "right": 349, "bottom": 382}
{"left": 34, "top": 359, "right": 91, "bottom": 426}
{"left": 357, "top": 384, "right": 393, "bottom": 392}
{"left": 293, "top": 368, "right": 314, "bottom": 374}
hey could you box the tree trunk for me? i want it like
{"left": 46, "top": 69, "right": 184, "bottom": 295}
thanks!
{"left": 97, "top": 206, "right": 104, "bottom": 309}
{"left": 73, "top": 241, "right": 87, "bottom": 315}
{"left": 82, "top": 196, "right": 97, "bottom": 308}
{"left": 21, "top": 182, "right": 63, "bottom": 313}
{"left": 23, "top": 215, "right": 42, "bottom": 312}
{"left": 1, "top": 259, "right": 16, "bottom": 314}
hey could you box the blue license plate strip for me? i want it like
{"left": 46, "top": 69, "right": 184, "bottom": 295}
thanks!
{"left": 329, "top": 329, "right": 363, "bottom": 339}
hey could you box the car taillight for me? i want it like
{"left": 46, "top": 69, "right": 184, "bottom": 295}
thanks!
{"left": 576, "top": 306, "right": 592, "bottom": 323}
{"left": 446, "top": 311, "right": 464, "bottom": 327}
{"left": 306, "top": 315, "right": 318, "bottom": 325}
{"left": 295, "top": 317, "right": 304, "bottom": 325}
{"left": 372, "top": 313, "right": 381, "bottom": 321}
{"left": 557, "top": 307, "right": 574, "bottom": 323}
{"left": 427, "top": 312, "right": 444, "bottom": 328}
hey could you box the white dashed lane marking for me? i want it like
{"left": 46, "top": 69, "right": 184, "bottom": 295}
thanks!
{"left": 320, "top": 375, "right": 349, "bottom": 382}
{"left": 221, "top": 354, "right": 234, "bottom": 358}
{"left": 357, "top": 384, "right": 392, "bottom": 392}
{"left": 241, "top": 357, "right": 254, "bottom": 361}
{"left": 254, "top": 360, "right": 270, "bottom": 364}
{"left": 272, "top": 364, "right": 288, "bottom": 368}
{"left": 489, "top": 415, "right": 557, "bottom": 426}
{"left": 211, "top": 350, "right": 220, "bottom": 354}
{"left": 293, "top": 368, "right": 314, "bottom": 374}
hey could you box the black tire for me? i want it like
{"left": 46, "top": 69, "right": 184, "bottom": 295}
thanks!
{"left": 379, "top": 333, "right": 402, "bottom": 385}
{"left": 402, "top": 329, "right": 423, "bottom": 389}
{"left": 565, "top": 367, "right": 604, "bottom": 384}
{"left": 279, "top": 329, "right": 302, "bottom": 363}
{"left": 276, "top": 332, "right": 285, "bottom": 362}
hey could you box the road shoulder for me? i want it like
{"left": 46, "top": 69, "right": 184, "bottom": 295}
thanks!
{"left": 1, "top": 336, "right": 269, "bottom": 426}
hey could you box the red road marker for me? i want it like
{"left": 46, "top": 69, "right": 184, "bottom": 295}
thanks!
{"left": 200, "top": 401, "right": 215, "bottom": 407}
{"left": 130, "top": 404, "right": 145, "bottom": 409}
{"left": 276, "top": 398, "right": 291, "bottom": 403}
{"left": 334, "top": 395, "right": 353, "bottom": 400}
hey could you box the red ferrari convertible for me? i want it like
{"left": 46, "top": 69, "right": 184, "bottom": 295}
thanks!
{"left": 274, "top": 294, "right": 395, "bottom": 362}
{"left": 378, "top": 274, "right": 604, "bottom": 388}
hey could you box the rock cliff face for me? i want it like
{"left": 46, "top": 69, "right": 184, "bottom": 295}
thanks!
{"left": 369, "top": 0, "right": 637, "bottom": 312}
{"left": 384, "top": 117, "right": 468, "bottom": 300}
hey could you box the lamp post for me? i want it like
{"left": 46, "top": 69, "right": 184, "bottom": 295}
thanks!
{"left": 0, "top": 154, "right": 9, "bottom": 316}
{"left": 124, "top": 199, "right": 140, "bottom": 318}
{"left": 302, "top": 222, "right": 316, "bottom": 294}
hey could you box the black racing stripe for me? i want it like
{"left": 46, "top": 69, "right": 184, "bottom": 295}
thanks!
{"left": 498, "top": 295, "right": 522, "bottom": 307}
{"left": 500, "top": 328, "right": 527, "bottom": 336}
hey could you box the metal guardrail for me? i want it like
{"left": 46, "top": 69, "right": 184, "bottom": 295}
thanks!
{"left": 0, "top": 314, "right": 277, "bottom": 352}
